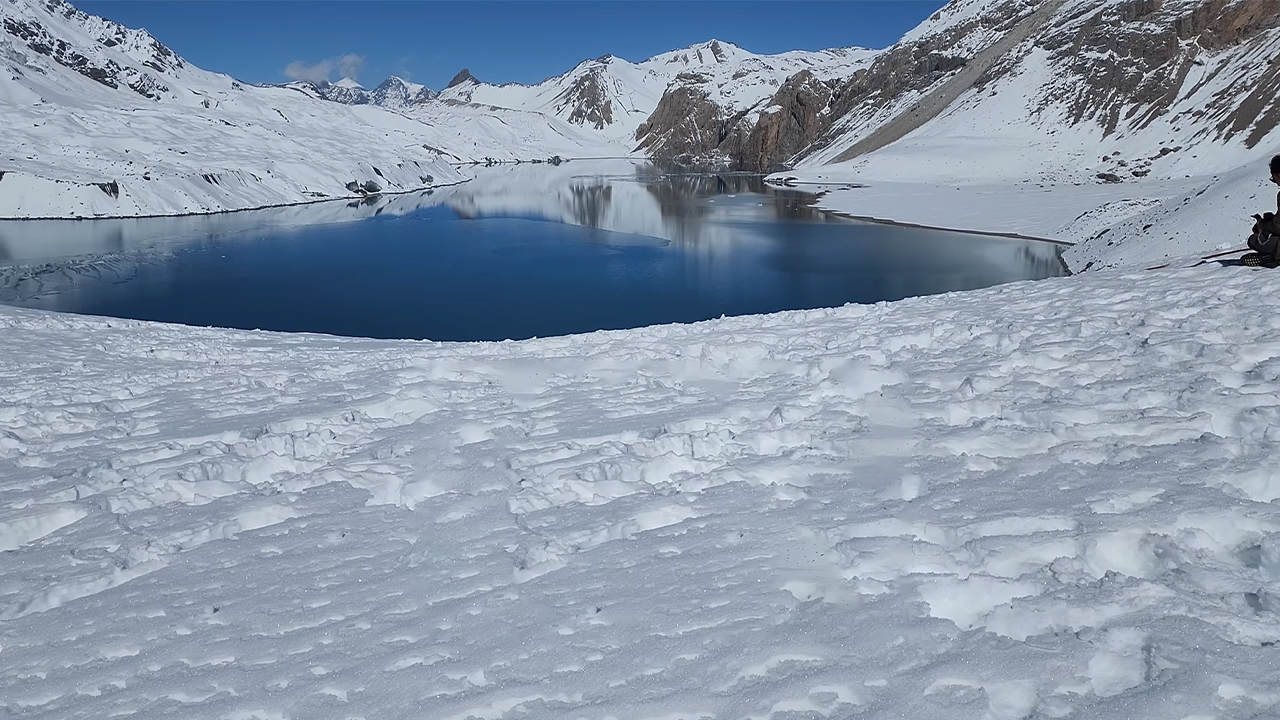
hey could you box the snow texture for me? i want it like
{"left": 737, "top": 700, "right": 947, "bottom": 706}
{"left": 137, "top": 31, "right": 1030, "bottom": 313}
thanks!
{"left": 3, "top": 262, "right": 1280, "bottom": 718}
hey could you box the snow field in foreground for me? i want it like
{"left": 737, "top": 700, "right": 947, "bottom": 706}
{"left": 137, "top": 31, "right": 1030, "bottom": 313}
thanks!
{"left": 2, "top": 265, "right": 1280, "bottom": 719}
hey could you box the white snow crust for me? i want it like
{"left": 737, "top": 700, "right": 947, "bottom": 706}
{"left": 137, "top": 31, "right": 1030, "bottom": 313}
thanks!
{"left": 4, "top": 262, "right": 1280, "bottom": 718}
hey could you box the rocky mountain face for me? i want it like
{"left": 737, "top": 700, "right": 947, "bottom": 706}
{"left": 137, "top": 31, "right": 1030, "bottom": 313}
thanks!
{"left": 2, "top": 0, "right": 181, "bottom": 100}
{"left": 630, "top": 42, "right": 876, "bottom": 166}
{"left": 1035, "top": 0, "right": 1280, "bottom": 148}
{"left": 630, "top": 0, "right": 1280, "bottom": 174}
{"left": 553, "top": 62, "right": 615, "bottom": 130}
{"left": 369, "top": 76, "right": 435, "bottom": 108}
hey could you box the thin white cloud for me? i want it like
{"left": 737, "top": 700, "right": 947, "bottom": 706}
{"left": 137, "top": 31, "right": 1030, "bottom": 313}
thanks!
{"left": 283, "top": 54, "right": 366, "bottom": 84}
{"left": 284, "top": 59, "right": 335, "bottom": 84}
{"left": 337, "top": 53, "right": 365, "bottom": 80}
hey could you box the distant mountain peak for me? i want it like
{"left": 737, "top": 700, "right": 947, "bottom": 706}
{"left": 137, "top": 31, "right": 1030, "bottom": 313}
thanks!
{"left": 334, "top": 77, "right": 363, "bottom": 89}
{"left": 446, "top": 68, "right": 477, "bottom": 88}
{"left": 370, "top": 75, "right": 435, "bottom": 108}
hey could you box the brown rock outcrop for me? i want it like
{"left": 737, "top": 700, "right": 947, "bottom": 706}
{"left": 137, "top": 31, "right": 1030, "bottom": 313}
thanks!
{"left": 737, "top": 71, "right": 838, "bottom": 172}
{"left": 556, "top": 69, "right": 614, "bottom": 130}
{"left": 634, "top": 77, "right": 726, "bottom": 165}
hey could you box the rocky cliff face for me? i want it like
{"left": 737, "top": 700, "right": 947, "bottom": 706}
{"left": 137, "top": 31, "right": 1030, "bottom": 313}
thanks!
{"left": 633, "top": 74, "right": 724, "bottom": 164}
{"left": 736, "top": 71, "right": 840, "bottom": 172}
{"left": 1035, "top": 0, "right": 1280, "bottom": 147}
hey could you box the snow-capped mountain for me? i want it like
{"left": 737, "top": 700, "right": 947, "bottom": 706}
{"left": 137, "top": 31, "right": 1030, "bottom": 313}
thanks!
{"left": 284, "top": 75, "right": 436, "bottom": 109}
{"left": 427, "top": 40, "right": 878, "bottom": 155}
{"left": 0, "top": 0, "right": 462, "bottom": 218}
{"left": 370, "top": 75, "right": 435, "bottom": 108}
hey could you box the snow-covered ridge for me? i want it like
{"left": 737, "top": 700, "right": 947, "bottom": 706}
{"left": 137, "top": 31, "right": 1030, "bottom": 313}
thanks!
{"left": 283, "top": 75, "right": 436, "bottom": 109}
{"left": 3, "top": 261, "right": 1280, "bottom": 717}
{"left": 0, "top": 0, "right": 463, "bottom": 218}
{"left": 430, "top": 39, "right": 877, "bottom": 143}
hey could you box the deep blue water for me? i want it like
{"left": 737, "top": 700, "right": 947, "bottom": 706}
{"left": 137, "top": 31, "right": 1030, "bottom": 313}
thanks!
{"left": 0, "top": 162, "right": 1066, "bottom": 342}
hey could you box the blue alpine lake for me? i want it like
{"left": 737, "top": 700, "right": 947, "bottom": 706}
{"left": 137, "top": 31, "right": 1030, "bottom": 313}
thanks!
{"left": 0, "top": 161, "right": 1067, "bottom": 342}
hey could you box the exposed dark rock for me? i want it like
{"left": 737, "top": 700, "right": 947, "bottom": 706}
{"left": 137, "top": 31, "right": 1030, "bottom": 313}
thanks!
{"left": 345, "top": 180, "right": 382, "bottom": 195}
{"left": 1096, "top": 172, "right": 1123, "bottom": 183}
{"left": 737, "top": 70, "right": 839, "bottom": 172}
{"left": 1028, "top": 0, "right": 1280, "bottom": 144}
{"left": 369, "top": 76, "right": 436, "bottom": 107}
{"left": 446, "top": 68, "right": 477, "bottom": 88}
{"left": 555, "top": 69, "right": 614, "bottom": 129}
{"left": 95, "top": 181, "right": 119, "bottom": 198}
{"left": 634, "top": 83, "right": 726, "bottom": 165}
{"left": 3, "top": 12, "right": 171, "bottom": 99}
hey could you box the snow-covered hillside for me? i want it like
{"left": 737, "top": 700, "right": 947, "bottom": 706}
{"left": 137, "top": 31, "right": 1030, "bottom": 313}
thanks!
{"left": 0, "top": 0, "right": 464, "bottom": 218}
{"left": 4, "top": 262, "right": 1280, "bottom": 718}
{"left": 766, "top": 0, "right": 1280, "bottom": 271}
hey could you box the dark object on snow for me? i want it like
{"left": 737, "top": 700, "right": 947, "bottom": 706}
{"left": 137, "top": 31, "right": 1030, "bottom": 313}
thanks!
{"left": 1249, "top": 212, "right": 1280, "bottom": 257}
{"left": 1241, "top": 252, "right": 1280, "bottom": 268}
{"left": 96, "top": 181, "right": 119, "bottom": 198}
{"left": 1095, "top": 172, "right": 1122, "bottom": 184}
{"left": 345, "top": 180, "right": 382, "bottom": 196}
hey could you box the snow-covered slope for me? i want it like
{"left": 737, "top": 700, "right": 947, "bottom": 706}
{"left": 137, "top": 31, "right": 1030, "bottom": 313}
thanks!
{"left": 4, "top": 262, "right": 1280, "bottom": 718}
{"left": 0, "top": 0, "right": 463, "bottom": 218}
{"left": 766, "top": 0, "right": 1280, "bottom": 271}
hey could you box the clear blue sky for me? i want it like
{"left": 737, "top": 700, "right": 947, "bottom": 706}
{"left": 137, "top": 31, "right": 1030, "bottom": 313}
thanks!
{"left": 75, "top": 1, "right": 950, "bottom": 90}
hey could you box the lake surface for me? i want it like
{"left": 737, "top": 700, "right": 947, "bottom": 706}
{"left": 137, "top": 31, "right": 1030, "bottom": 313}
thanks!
{"left": 0, "top": 161, "right": 1066, "bottom": 341}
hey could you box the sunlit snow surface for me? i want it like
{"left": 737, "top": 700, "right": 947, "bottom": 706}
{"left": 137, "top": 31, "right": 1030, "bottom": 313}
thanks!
{"left": 3, "top": 263, "right": 1280, "bottom": 718}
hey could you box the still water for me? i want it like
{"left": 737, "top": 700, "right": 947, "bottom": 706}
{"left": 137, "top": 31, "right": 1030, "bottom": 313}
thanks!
{"left": 0, "top": 161, "right": 1066, "bottom": 341}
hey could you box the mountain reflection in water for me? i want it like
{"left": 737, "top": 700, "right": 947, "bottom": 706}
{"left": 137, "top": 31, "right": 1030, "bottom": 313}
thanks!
{"left": 0, "top": 160, "right": 1066, "bottom": 341}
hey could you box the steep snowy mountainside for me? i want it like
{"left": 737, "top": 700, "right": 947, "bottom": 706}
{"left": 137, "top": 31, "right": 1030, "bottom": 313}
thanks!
{"left": 0, "top": 0, "right": 462, "bottom": 218}
{"left": 406, "top": 100, "right": 625, "bottom": 163}
{"left": 802, "top": 0, "right": 1280, "bottom": 177}
{"left": 764, "top": 0, "right": 1280, "bottom": 270}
